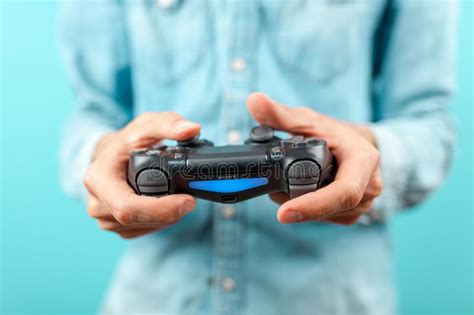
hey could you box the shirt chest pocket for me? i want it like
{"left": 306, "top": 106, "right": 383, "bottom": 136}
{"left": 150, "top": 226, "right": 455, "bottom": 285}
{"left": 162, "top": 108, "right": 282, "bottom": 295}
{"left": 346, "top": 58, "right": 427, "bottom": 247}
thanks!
{"left": 128, "top": 0, "right": 210, "bottom": 83}
{"left": 267, "top": 0, "right": 362, "bottom": 84}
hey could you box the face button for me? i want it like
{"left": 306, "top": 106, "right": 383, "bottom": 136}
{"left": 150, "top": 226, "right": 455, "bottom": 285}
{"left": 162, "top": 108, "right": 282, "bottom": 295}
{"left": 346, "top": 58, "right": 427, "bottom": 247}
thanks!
{"left": 249, "top": 125, "right": 275, "bottom": 142}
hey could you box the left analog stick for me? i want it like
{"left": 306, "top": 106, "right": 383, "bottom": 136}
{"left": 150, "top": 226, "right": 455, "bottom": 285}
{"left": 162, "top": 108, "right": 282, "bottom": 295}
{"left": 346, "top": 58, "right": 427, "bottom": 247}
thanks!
{"left": 177, "top": 133, "right": 200, "bottom": 146}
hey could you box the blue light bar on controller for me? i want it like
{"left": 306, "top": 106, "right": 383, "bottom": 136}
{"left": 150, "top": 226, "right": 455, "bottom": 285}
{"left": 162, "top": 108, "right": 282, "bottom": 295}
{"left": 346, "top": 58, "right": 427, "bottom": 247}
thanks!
{"left": 188, "top": 178, "right": 269, "bottom": 193}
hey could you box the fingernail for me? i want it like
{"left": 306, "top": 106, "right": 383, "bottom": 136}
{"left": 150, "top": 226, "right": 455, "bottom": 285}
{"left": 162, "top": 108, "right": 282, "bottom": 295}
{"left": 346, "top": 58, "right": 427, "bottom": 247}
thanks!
{"left": 280, "top": 210, "right": 303, "bottom": 223}
{"left": 179, "top": 200, "right": 195, "bottom": 217}
{"left": 173, "top": 120, "right": 199, "bottom": 132}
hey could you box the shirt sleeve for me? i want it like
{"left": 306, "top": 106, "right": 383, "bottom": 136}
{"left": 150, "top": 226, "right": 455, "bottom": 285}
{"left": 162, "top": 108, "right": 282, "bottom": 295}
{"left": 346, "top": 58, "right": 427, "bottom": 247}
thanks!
{"left": 59, "top": 0, "right": 132, "bottom": 201}
{"left": 367, "top": 0, "right": 459, "bottom": 222}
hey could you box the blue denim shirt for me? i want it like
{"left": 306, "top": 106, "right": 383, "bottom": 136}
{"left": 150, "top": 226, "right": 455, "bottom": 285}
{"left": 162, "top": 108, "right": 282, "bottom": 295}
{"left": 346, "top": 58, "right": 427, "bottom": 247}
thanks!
{"left": 60, "top": 1, "right": 458, "bottom": 314}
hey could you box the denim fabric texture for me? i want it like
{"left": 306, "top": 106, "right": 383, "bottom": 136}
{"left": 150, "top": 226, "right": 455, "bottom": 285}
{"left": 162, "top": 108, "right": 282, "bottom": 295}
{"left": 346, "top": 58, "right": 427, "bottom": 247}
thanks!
{"left": 60, "top": 1, "right": 458, "bottom": 314}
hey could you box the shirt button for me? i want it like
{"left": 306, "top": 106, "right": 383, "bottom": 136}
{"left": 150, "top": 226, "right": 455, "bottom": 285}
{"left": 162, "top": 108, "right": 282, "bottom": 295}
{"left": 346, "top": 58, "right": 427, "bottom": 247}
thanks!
{"left": 157, "top": 0, "right": 176, "bottom": 9}
{"left": 221, "top": 205, "right": 236, "bottom": 219}
{"left": 231, "top": 57, "right": 247, "bottom": 72}
{"left": 222, "top": 277, "right": 236, "bottom": 291}
{"left": 227, "top": 130, "right": 241, "bottom": 144}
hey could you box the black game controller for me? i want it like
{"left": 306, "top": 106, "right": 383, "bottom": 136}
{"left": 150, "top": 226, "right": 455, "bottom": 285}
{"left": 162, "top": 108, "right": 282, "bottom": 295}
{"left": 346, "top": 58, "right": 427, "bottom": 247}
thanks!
{"left": 128, "top": 125, "right": 335, "bottom": 203}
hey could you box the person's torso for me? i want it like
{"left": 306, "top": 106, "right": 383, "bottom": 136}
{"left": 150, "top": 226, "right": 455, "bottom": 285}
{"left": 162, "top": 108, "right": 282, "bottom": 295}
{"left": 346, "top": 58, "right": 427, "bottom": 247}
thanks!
{"left": 103, "top": 1, "right": 396, "bottom": 314}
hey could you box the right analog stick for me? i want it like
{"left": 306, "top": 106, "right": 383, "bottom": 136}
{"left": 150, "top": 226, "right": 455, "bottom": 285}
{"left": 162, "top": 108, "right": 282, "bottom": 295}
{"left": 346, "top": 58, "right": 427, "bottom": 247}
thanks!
{"left": 177, "top": 133, "right": 201, "bottom": 146}
{"left": 249, "top": 125, "right": 274, "bottom": 142}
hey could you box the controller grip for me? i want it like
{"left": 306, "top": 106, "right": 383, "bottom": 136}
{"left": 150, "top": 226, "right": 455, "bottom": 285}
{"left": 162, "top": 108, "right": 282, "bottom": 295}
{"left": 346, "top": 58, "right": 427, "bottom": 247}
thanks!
{"left": 287, "top": 159, "right": 335, "bottom": 199}
{"left": 135, "top": 168, "right": 169, "bottom": 196}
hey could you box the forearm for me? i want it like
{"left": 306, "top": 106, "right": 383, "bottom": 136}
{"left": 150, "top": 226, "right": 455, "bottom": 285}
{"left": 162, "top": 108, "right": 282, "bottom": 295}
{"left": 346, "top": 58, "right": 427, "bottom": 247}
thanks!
{"left": 362, "top": 0, "right": 458, "bottom": 221}
{"left": 365, "top": 112, "right": 456, "bottom": 221}
{"left": 59, "top": 0, "right": 132, "bottom": 200}
{"left": 60, "top": 114, "right": 117, "bottom": 201}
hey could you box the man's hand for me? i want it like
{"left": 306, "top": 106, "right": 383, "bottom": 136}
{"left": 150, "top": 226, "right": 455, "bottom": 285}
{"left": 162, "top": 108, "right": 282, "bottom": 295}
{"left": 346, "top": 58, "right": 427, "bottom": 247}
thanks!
{"left": 247, "top": 93, "right": 383, "bottom": 225}
{"left": 83, "top": 112, "right": 200, "bottom": 239}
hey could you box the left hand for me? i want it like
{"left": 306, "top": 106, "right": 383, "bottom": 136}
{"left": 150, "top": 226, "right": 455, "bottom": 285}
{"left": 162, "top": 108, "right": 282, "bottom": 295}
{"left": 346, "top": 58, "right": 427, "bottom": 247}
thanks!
{"left": 247, "top": 92, "right": 383, "bottom": 225}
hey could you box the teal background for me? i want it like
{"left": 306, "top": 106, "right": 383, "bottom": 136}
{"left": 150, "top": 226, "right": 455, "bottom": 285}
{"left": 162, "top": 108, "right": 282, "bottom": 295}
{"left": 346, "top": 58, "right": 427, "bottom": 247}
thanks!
{"left": 0, "top": 1, "right": 472, "bottom": 314}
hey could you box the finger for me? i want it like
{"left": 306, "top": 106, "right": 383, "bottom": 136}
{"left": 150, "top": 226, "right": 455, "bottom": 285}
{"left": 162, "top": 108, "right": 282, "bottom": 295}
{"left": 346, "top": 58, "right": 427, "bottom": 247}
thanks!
{"left": 322, "top": 214, "right": 362, "bottom": 226}
{"left": 269, "top": 192, "right": 290, "bottom": 205}
{"left": 99, "top": 180, "right": 196, "bottom": 226}
{"left": 97, "top": 218, "right": 174, "bottom": 232}
{"left": 321, "top": 200, "right": 374, "bottom": 225}
{"left": 246, "top": 92, "right": 318, "bottom": 134}
{"left": 110, "top": 193, "right": 195, "bottom": 226}
{"left": 277, "top": 150, "right": 378, "bottom": 223}
{"left": 118, "top": 228, "right": 159, "bottom": 239}
{"left": 87, "top": 194, "right": 113, "bottom": 220}
{"left": 84, "top": 162, "right": 196, "bottom": 226}
{"left": 320, "top": 199, "right": 373, "bottom": 221}
{"left": 118, "top": 112, "right": 201, "bottom": 152}
{"left": 364, "top": 168, "right": 383, "bottom": 199}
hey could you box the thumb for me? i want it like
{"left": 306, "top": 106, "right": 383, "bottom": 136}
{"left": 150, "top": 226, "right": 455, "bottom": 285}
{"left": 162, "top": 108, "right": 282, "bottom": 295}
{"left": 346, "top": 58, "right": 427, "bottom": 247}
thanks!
{"left": 246, "top": 92, "right": 317, "bottom": 134}
{"left": 118, "top": 112, "right": 201, "bottom": 154}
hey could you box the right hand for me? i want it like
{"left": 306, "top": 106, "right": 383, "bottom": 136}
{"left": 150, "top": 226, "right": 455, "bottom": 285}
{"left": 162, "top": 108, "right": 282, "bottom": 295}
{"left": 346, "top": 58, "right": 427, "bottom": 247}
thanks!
{"left": 83, "top": 112, "right": 201, "bottom": 239}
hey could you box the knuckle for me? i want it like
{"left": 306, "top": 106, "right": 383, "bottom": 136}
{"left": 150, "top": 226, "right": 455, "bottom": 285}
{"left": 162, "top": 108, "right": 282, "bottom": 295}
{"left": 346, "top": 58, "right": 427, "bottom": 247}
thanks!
{"left": 115, "top": 209, "right": 137, "bottom": 225}
{"left": 372, "top": 149, "right": 381, "bottom": 165}
{"left": 156, "top": 211, "right": 180, "bottom": 225}
{"left": 372, "top": 176, "right": 384, "bottom": 196}
{"left": 131, "top": 112, "right": 161, "bottom": 129}
{"left": 148, "top": 111, "right": 181, "bottom": 125}
{"left": 342, "top": 182, "right": 363, "bottom": 209}
{"left": 87, "top": 205, "right": 99, "bottom": 218}
{"left": 163, "top": 111, "right": 181, "bottom": 120}
{"left": 307, "top": 207, "right": 324, "bottom": 220}
{"left": 82, "top": 167, "right": 95, "bottom": 191}
{"left": 113, "top": 199, "right": 137, "bottom": 225}
{"left": 163, "top": 215, "right": 179, "bottom": 225}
